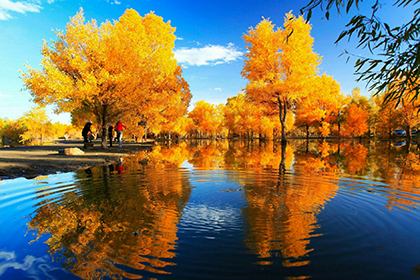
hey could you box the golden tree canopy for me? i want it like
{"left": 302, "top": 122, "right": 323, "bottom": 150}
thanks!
{"left": 21, "top": 8, "right": 185, "bottom": 148}
{"left": 242, "top": 12, "right": 321, "bottom": 141}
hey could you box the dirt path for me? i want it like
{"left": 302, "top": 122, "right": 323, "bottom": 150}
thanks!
{"left": 0, "top": 140, "right": 156, "bottom": 180}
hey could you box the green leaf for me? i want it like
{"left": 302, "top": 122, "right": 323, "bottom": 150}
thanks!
{"left": 346, "top": 0, "right": 354, "bottom": 13}
{"left": 306, "top": 9, "right": 312, "bottom": 22}
{"left": 335, "top": 31, "right": 347, "bottom": 43}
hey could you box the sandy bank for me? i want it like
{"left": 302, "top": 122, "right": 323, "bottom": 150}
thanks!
{"left": 0, "top": 140, "right": 156, "bottom": 180}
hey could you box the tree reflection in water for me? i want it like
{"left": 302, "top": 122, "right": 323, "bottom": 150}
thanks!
{"left": 27, "top": 145, "right": 192, "bottom": 279}
{"left": 242, "top": 141, "right": 339, "bottom": 267}
{"left": 25, "top": 139, "right": 420, "bottom": 279}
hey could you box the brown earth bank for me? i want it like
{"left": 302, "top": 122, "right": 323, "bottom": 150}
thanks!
{"left": 0, "top": 140, "right": 156, "bottom": 180}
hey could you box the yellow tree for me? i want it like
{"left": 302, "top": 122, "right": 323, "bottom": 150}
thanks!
{"left": 20, "top": 107, "right": 53, "bottom": 145}
{"left": 330, "top": 93, "right": 350, "bottom": 137}
{"left": 0, "top": 119, "right": 27, "bottom": 145}
{"left": 0, "top": 118, "right": 5, "bottom": 144}
{"left": 188, "top": 101, "right": 221, "bottom": 138}
{"left": 374, "top": 79, "right": 420, "bottom": 140}
{"left": 351, "top": 88, "right": 376, "bottom": 136}
{"left": 343, "top": 103, "right": 369, "bottom": 137}
{"left": 223, "top": 93, "right": 268, "bottom": 139}
{"left": 215, "top": 104, "right": 228, "bottom": 138}
{"left": 242, "top": 13, "right": 321, "bottom": 143}
{"left": 224, "top": 93, "right": 247, "bottom": 137}
{"left": 236, "top": 96, "right": 262, "bottom": 138}
{"left": 295, "top": 74, "right": 342, "bottom": 138}
{"left": 294, "top": 102, "right": 317, "bottom": 138}
{"left": 21, "top": 9, "right": 181, "bottom": 149}
{"left": 171, "top": 115, "right": 194, "bottom": 138}
{"left": 135, "top": 65, "right": 192, "bottom": 140}
{"left": 373, "top": 92, "right": 399, "bottom": 137}
{"left": 50, "top": 122, "right": 79, "bottom": 140}
{"left": 161, "top": 66, "right": 192, "bottom": 133}
{"left": 395, "top": 97, "right": 420, "bottom": 141}
{"left": 70, "top": 106, "right": 96, "bottom": 129}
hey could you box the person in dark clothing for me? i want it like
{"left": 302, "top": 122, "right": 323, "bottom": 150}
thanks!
{"left": 108, "top": 125, "right": 114, "bottom": 147}
{"left": 82, "top": 121, "right": 93, "bottom": 142}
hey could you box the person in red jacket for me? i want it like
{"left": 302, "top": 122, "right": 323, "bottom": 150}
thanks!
{"left": 114, "top": 120, "right": 127, "bottom": 147}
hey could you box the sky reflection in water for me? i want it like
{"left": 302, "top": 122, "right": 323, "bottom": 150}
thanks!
{"left": 1, "top": 139, "right": 420, "bottom": 279}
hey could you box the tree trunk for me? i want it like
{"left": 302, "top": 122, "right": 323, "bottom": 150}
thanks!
{"left": 406, "top": 141, "right": 411, "bottom": 153}
{"left": 278, "top": 98, "right": 287, "bottom": 144}
{"left": 280, "top": 141, "right": 286, "bottom": 175}
{"left": 337, "top": 141, "right": 341, "bottom": 155}
{"left": 338, "top": 122, "right": 341, "bottom": 137}
{"left": 407, "top": 125, "right": 412, "bottom": 142}
{"left": 144, "top": 126, "right": 148, "bottom": 142}
{"left": 274, "top": 141, "right": 287, "bottom": 193}
{"left": 306, "top": 125, "right": 309, "bottom": 139}
{"left": 100, "top": 104, "right": 108, "bottom": 149}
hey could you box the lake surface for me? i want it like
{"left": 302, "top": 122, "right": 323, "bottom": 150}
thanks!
{"left": 1, "top": 139, "right": 420, "bottom": 279}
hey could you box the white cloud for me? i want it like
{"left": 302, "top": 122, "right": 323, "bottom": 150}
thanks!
{"left": 176, "top": 37, "right": 184, "bottom": 41}
{"left": 175, "top": 43, "right": 243, "bottom": 67}
{"left": 0, "top": 0, "right": 42, "bottom": 20}
{"left": 106, "top": 0, "right": 121, "bottom": 4}
{"left": 0, "top": 93, "right": 13, "bottom": 98}
{"left": 214, "top": 88, "right": 222, "bottom": 92}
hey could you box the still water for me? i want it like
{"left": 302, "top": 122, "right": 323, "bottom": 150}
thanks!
{"left": 1, "top": 139, "right": 420, "bottom": 279}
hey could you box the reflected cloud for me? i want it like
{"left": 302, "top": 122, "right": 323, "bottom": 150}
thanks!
{"left": 0, "top": 251, "right": 59, "bottom": 279}
{"left": 182, "top": 204, "right": 241, "bottom": 230}
{"left": 26, "top": 151, "right": 193, "bottom": 279}
{"left": 20, "top": 139, "right": 420, "bottom": 279}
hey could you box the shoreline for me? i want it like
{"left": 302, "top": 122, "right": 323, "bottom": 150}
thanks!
{"left": 0, "top": 137, "right": 410, "bottom": 181}
{"left": 0, "top": 140, "right": 156, "bottom": 180}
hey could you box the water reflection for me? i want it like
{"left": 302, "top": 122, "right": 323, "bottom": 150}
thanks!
{"left": 22, "top": 139, "right": 420, "bottom": 279}
{"left": 242, "top": 141, "right": 339, "bottom": 267}
{"left": 27, "top": 146, "right": 192, "bottom": 279}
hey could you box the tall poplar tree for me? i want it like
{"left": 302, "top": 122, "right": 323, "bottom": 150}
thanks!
{"left": 21, "top": 9, "right": 186, "bottom": 149}
{"left": 242, "top": 12, "right": 321, "bottom": 143}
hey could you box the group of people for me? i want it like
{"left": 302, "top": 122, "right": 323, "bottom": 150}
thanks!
{"left": 108, "top": 121, "right": 127, "bottom": 147}
{"left": 82, "top": 120, "right": 127, "bottom": 147}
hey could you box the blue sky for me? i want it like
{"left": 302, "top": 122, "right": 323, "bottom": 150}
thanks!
{"left": 0, "top": 0, "right": 415, "bottom": 124}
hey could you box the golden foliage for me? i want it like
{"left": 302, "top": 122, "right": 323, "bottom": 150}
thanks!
{"left": 342, "top": 103, "right": 369, "bottom": 137}
{"left": 21, "top": 9, "right": 189, "bottom": 148}
{"left": 242, "top": 13, "right": 321, "bottom": 141}
{"left": 295, "top": 74, "right": 342, "bottom": 137}
{"left": 20, "top": 107, "right": 52, "bottom": 145}
{"left": 27, "top": 149, "right": 192, "bottom": 279}
{"left": 24, "top": 139, "right": 420, "bottom": 278}
{"left": 188, "top": 100, "right": 222, "bottom": 137}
